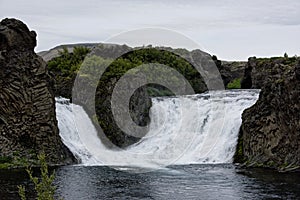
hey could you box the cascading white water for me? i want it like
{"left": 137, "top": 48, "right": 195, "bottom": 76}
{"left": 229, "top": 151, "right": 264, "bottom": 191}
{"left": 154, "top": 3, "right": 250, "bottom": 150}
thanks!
{"left": 55, "top": 90, "right": 259, "bottom": 168}
{"left": 55, "top": 98, "right": 98, "bottom": 164}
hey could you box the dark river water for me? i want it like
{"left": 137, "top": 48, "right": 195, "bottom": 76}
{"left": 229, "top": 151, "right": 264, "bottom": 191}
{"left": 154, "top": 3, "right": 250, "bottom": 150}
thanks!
{"left": 1, "top": 164, "right": 300, "bottom": 200}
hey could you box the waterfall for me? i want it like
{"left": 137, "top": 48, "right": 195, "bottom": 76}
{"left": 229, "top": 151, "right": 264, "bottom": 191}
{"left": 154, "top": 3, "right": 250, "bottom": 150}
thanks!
{"left": 55, "top": 90, "right": 259, "bottom": 168}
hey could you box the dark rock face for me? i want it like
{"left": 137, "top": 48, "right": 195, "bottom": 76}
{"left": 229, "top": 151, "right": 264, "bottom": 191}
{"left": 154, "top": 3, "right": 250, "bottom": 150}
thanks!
{"left": 237, "top": 58, "right": 300, "bottom": 170}
{"left": 0, "top": 18, "right": 74, "bottom": 165}
{"left": 241, "top": 57, "right": 255, "bottom": 89}
{"left": 295, "top": 61, "right": 300, "bottom": 80}
{"left": 241, "top": 57, "right": 296, "bottom": 89}
{"left": 217, "top": 60, "right": 246, "bottom": 88}
{"left": 0, "top": 18, "right": 36, "bottom": 51}
{"left": 94, "top": 76, "right": 151, "bottom": 148}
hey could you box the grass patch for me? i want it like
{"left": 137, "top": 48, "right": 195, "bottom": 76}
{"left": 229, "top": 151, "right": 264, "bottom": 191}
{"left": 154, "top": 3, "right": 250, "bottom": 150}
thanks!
{"left": 227, "top": 78, "right": 241, "bottom": 89}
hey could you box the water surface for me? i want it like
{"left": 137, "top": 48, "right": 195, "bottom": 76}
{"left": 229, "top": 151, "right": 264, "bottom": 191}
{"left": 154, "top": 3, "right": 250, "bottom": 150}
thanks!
{"left": 1, "top": 164, "right": 300, "bottom": 199}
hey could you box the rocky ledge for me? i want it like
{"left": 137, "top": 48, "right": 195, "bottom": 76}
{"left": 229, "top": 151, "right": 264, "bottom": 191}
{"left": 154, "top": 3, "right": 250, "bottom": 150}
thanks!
{"left": 235, "top": 56, "right": 300, "bottom": 172}
{"left": 0, "top": 18, "right": 75, "bottom": 168}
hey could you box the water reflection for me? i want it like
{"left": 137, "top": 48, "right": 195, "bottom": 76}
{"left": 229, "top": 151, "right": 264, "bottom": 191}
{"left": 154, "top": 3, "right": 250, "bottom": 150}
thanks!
{"left": 55, "top": 166, "right": 155, "bottom": 199}
{"left": 1, "top": 164, "right": 300, "bottom": 200}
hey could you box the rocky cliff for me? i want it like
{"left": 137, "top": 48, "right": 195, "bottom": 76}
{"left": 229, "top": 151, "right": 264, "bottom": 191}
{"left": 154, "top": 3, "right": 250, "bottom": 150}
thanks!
{"left": 235, "top": 56, "right": 300, "bottom": 171}
{"left": 0, "top": 18, "right": 74, "bottom": 166}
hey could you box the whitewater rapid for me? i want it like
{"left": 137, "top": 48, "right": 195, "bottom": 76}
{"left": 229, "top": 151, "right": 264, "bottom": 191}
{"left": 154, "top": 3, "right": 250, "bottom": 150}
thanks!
{"left": 56, "top": 90, "right": 259, "bottom": 168}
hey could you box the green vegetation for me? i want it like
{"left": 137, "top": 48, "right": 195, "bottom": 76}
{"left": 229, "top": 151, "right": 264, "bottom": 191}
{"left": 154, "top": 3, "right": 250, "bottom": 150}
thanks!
{"left": 256, "top": 56, "right": 298, "bottom": 66}
{"left": 47, "top": 46, "right": 92, "bottom": 99}
{"left": 227, "top": 78, "right": 241, "bottom": 89}
{"left": 48, "top": 46, "right": 206, "bottom": 96}
{"left": 18, "top": 153, "right": 58, "bottom": 200}
{"left": 18, "top": 185, "right": 26, "bottom": 200}
{"left": 47, "top": 46, "right": 207, "bottom": 147}
{"left": 0, "top": 151, "right": 37, "bottom": 169}
{"left": 77, "top": 48, "right": 206, "bottom": 94}
{"left": 48, "top": 46, "right": 91, "bottom": 75}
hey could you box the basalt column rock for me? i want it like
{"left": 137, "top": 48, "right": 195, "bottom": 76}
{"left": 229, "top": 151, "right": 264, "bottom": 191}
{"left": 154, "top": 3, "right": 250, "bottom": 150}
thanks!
{"left": 0, "top": 18, "right": 74, "bottom": 165}
{"left": 236, "top": 58, "right": 300, "bottom": 171}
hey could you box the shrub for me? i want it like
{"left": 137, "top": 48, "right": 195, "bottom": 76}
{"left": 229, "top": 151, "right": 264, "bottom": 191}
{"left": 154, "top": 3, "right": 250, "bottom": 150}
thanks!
{"left": 18, "top": 153, "right": 58, "bottom": 200}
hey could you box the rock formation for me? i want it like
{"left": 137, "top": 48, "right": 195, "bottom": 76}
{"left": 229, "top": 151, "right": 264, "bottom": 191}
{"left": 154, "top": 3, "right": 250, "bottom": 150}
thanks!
{"left": 236, "top": 56, "right": 300, "bottom": 171}
{"left": 0, "top": 18, "right": 74, "bottom": 165}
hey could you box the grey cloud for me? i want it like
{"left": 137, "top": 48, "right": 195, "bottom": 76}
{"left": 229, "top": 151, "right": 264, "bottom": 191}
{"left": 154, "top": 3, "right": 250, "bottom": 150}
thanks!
{"left": 0, "top": 0, "right": 299, "bottom": 60}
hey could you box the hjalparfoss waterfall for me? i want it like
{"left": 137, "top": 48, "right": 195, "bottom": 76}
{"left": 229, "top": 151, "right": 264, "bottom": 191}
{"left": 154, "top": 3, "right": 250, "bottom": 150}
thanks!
{"left": 56, "top": 90, "right": 259, "bottom": 168}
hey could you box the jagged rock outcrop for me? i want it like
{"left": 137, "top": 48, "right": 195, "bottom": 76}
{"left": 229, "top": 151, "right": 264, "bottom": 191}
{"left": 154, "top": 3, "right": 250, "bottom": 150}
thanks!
{"left": 236, "top": 57, "right": 300, "bottom": 171}
{"left": 241, "top": 57, "right": 255, "bottom": 89}
{"left": 0, "top": 18, "right": 74, "bottom": 165}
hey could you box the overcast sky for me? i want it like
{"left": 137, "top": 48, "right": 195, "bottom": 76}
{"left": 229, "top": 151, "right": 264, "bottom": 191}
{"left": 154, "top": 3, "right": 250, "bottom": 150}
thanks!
{"left": 1, "top": 0, "right": 299, "bottom": 60}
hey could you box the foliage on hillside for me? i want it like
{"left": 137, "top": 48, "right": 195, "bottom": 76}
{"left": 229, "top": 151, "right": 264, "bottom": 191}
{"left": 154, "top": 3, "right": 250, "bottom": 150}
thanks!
{"left": 47, "top": 46, "right": 207, "bottom": 147}
{"left": 47, "top": 47, "right": 91, "bottom": 98}
{"left": 48, "top": 46, "right": 91, "bottom": 75}
{"left": 48, "top": 46, "right": 206, "bottom": 95}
